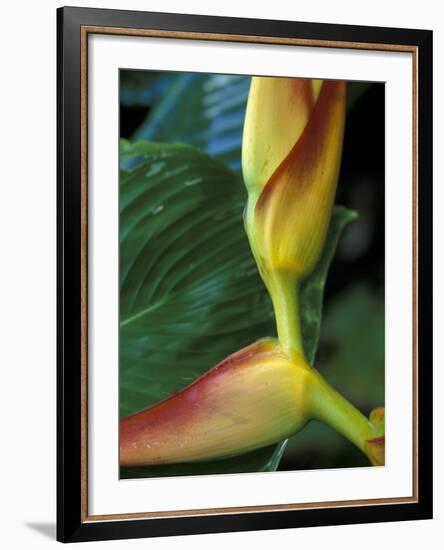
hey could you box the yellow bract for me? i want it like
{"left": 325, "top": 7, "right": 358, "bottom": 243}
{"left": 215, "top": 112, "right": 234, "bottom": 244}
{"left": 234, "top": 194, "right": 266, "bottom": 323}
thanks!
{"left": 120, "top": 340, "right": 312, "bottom": 466}
{"left": 242, "top": 78, "right": 318, "bottom": 195}
{"left": 243, "top": 78, "right": 346, "bottom": 281}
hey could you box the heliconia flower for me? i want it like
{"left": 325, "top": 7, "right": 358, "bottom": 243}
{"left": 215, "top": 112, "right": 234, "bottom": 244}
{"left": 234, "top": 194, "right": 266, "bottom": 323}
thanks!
{"left": 120, "top": 339, "right": 312, "bottom": 466}
{"left": 241, "top": 77, "right": 347, "bottom": 356}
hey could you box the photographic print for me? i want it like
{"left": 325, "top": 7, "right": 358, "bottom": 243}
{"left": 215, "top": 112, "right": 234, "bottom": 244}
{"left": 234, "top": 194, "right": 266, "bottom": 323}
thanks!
{"left": 118, "top": 71, "right": 385, "bottom": 480}
{"left": 58, "top": 8, "right": 432, "bottom": 541}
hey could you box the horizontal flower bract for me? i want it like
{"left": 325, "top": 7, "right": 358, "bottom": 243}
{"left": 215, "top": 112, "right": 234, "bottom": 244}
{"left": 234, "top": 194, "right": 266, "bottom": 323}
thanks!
{"left": 120, "top": 339, "right": 311, "bottom": 466}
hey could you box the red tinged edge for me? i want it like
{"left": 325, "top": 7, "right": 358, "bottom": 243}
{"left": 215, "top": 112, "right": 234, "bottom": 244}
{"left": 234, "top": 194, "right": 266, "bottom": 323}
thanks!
{"left": 119, "top": 339, "right": 280, "bottom": 466}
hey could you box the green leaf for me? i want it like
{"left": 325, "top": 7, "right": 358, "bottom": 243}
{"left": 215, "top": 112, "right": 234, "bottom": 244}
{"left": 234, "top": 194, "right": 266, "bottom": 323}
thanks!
{"left": 119, "top": 140, "right": 355, "bottom": 477}
{"left": 121, "top": 442, "right": 288, "bottom": 480}
{"left": 319, "top": 283, "right": 385, "bottom": 407}
{"left": 300, "top": 206, "right": 358, "bottom": 365}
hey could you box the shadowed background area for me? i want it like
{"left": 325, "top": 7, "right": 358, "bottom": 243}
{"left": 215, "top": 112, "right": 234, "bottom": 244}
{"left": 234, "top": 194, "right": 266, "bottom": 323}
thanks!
{"left": 119, "top": 71, "right": 384, "bottom": 474}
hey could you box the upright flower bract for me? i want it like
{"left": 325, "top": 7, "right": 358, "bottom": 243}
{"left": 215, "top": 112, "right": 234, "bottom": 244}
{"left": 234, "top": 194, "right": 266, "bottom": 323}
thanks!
{"left": 242, "top": 78, "right": 347, "bottom": 357}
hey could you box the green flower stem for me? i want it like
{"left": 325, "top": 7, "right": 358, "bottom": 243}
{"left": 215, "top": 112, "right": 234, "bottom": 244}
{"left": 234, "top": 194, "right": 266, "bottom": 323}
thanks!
{"left": 269, "top": 274, "right": 304, "bottom": 359}
{"left": 308, "top": 369, "right": 376, "bottom": 456}
{"left": 262, "top": 254, "right": 378, "bottom": 462}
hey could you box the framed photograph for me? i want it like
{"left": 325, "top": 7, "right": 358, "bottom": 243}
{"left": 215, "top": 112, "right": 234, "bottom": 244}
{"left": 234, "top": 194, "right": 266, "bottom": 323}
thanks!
{"left": 57, "top": 6, "right": 433, "bottom": 543}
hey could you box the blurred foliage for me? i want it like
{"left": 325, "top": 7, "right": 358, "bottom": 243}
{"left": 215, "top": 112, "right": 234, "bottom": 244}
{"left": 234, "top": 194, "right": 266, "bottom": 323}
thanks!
{"left": 320, "top": 284, "right": 384, "bottom": 409}
{"left": 119, "top": 139, "right": 356, "bottom": 478}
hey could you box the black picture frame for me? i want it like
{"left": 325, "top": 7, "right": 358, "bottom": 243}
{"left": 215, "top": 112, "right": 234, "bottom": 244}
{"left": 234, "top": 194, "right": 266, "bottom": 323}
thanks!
{"left": 57, "top": 5, "right": 433, "bottom": 543}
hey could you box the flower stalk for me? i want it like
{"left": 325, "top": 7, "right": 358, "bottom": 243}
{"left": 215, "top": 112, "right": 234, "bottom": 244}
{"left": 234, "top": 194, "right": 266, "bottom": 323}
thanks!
{"left": 267, "top": 274, "right": 304, "bottom": 358}
{"left": 308, "top": 370, "right": 377, "bottom": 454}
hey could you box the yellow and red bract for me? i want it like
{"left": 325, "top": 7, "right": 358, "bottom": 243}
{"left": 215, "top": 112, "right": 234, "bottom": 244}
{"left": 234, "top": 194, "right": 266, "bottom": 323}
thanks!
{"left": 120, "top": 339, "right": 311, "bottom": 466}
{"left": 243, "top": 78, "right": 346, "bottom": 282}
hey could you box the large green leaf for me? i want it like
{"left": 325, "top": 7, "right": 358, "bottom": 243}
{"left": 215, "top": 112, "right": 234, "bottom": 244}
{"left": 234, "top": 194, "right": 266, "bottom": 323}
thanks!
{"left": 119, "top": 140, "right": 355, "bottom": 478}
{"left": 119, "top": 140, "right": 273, "bottom": 416}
